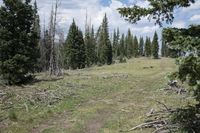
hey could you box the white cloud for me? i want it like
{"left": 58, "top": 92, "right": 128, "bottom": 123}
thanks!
{"left": 135, "top": 0, "right": 150, "bottom": 8}
{"left": 3, "top": 0, "right": 190, "bottom": 40}
{"left": 172, "top": 21, "right": 186, "bottom": 28}
{"left": 127, "top": 0, "right": 150, "bottom": 7}
{"left": 37, "top": 0, "right": 158, "bottom": 39}
{"left": 190, "top": 14, "right": 200, "bottom": 21}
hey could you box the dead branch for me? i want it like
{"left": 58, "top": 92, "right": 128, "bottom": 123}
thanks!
{"left": 128, "top": 120, "right": 167, "bottom": 131}
{"left": 121, "top": 100, "right": 179, "bottom": 133}
{"left": 155, "top": 100, "right": 170, "bottom": 112}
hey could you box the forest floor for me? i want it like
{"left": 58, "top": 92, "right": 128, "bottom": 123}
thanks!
{"left": 0, "top": 58, "right": 192, "bottom": 133}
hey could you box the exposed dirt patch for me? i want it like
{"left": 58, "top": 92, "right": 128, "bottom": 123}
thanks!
{"left": 85, "top": 119, "right": 103, "bottom": 133}
{"left": 84, "top": 108, "right": 114, "bottom": 133}
{"left": 30, "top": 111, "right": 70, "bottom": 133}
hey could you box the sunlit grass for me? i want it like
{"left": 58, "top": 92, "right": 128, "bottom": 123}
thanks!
{"left": 1, "top": 58, "right": 191, "bottom": 133}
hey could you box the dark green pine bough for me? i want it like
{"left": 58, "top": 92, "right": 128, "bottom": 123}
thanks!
{"left": 152, "top": 31, "right": 159, "bottom": 59}
{"left": 64, "top": 20, "right": 86, "bottom": 70}
{"left": 118, "top": 0, "right": 200, "bottom": 132}
{"left": 0, "top": 0, "right": 40, "bottom": 85}
{"left": 98, "top": 14, "right": 112, "bottom": 65}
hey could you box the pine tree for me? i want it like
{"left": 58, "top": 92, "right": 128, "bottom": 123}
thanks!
{"left": 85, "top": 25, "right": 92, "bottom": 67}
{"left": 124, "top": 36, "right": 128, "bottom": 57}
{"left": 152, "top": 31, "right": 159, "bottom": 59}
{"left": 95, "top": 25, "right": 101, "bottom": 63}
{"left": 119, "top": 34, "right": 125, "bottom": 57}
{"left": 126, "top": 29, "right": 133, "bottom": 58}
{"left": 64, "top": 20, "right": 86, "bottom": 69}
{"left": 90, "top": 26, "right": 97, "bottom": 64}
{"left": 33, "top": 0, "right": 43, "bottom": 71}
{"left": 133, "top": 36, "right": 139, "bottom": 57}
{"left": 115, "top": 28, "right": 120, "bottom": 58}
{"left": 33, "top": 0, "right": 41, "bottom": 72}
{"left": 77, "top": 30, "right": 86, "bottom": 69}
{"left": 161, "top": 34, "right": 167, "bottom": 57}
{"left": 144, "top": 37, "right": 151, "bottom": 57}
{"left": 139, "top": 37, "right": 144, "bottom": 56}
{"left": 98, "top": 14, "right": 112, "bottom": 65}
{"left": 112, "top": 29, "right": 118, "bottom": 59}
{"left": 33, "top": 0, "right": 40, "bottom": 44}
{"left": 0, "top": 0, "right": 40, "bottom": 84}
{"left": 161, "top": 30, "right": 181, "bottom": 58}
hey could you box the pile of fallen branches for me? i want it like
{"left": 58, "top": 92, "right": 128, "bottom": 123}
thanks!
{"left": 121, "top": 101, "right": 180, "bottom": 133}
{"left": 162, "top": 80, "right": 187, "bottom": 95}
{"left": 0, "top": 85, "right": 75, "bottom": 114}
{"left": 27, "top": 88, "right": 71, "bottom": 106}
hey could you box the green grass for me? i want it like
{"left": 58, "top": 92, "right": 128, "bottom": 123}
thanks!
{"left": 0, "top": 58, "right": 191, "bottom": 133}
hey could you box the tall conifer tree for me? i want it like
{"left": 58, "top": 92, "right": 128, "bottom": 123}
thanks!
{"left": 144, "top": 37, "right": 151, "bottom": 57}
{"left": 126, "top": 29, "right": 133, "bottom": 58}
{"left": 112, "top": 29, "right": 117, "bottom": 58}
{"left": 77, "top": 30, "right": 86, "bottom": 69}
{"left": 152, "top": 31, "right": 159, "bottom": 59}
{"left": 90, "top": 26, "right": 97, "bottom": 64}
{"left": 119, "top": 34, "right": 125, "bottom": 57}
{"left": 64, "top": 20, "right": 86, "bottom": 69}
{"left": 85, "top": 25, "right": 93, "bottom": 67}
{"left": 0, "top": 0, "right": 40, "bottom": 84}
{"left": 161, "top": 34, "right": 166, "bottom": 57}
{"left": 133, "top": 36, "right": 139, "bottom": 57}
{"left": 139, "top": 37, "right": 144, "bottom": 56}
{"left": 98, "top": 14, "right": 112, "bottom": 65}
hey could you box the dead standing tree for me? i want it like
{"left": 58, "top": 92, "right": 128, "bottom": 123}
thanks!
{"left": 49, "top": 0, "right": 60, "bottom": 76}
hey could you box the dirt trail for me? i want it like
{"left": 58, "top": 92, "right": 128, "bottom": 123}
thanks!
{"left": 30, "top": 111, "right": 70, "bottom": 133}
{"left": 83, "top": 108, "right": 113, "bottom": 133}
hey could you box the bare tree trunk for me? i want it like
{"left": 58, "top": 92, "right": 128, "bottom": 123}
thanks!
{"left": 49, "top": 0, "right": 59, "bottom": 76}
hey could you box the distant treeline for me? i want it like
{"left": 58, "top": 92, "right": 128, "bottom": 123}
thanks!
{"left": 0, "top": 0, "right": 178, "bottom": 84}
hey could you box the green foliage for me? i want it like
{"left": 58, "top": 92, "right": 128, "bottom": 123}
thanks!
{"left": 163, "top": 25, "right": 200, "bottom": 132}
{"left": 119, "top": 34, "right": 125, "bottom": 57}
{"left": 0, "top": 0, "right": 40, "bottom": 84}
{"left": 133, "top": 36, "right": 139, "bottom": 57}
{"left": 77, "top": 30, "right": 86, "bottom": 69}
{"left": 144, "top": 37, "right": 152, "bottom": 57}
{"left": 126, "top": 29, "right": 134, "bottom": 58}
{"left": 64, "top": 20, "right": 86, "bottom": 69}
{"left": 144, "top": 37, "right": 151, "bottom": 57}
{"left": 97, "top": 14, "right": 112, "bottom": 65}
{"left": 152, "top": 31, "right": 159, "bottom": 59}
{"left": 162, "top": 29, "right": 182, "bottom": 58}
{"left": 118, "top": 0, "right": 195, "bottom": 26}
{"left": 9, "top": 110, "right": 18, "bottom": 122}
{"left": 161, "top": 32, "right": 169, "bottom": 57}
{"left": 85, "top": 26, "right": 96, "bottom": 67}
{"left": 90, "top": 26, "right": 97, "bottom": 64}
{"left": 163, "top": 25, "right": 200, "bottom": 95}
{"left": 112, "top": 28, "right": 120, "bottom": 59}
{"left": 171, "top": 105, "right": 200, "bottom": 132}
{"left": 139, "top": 37, "right": 144, "bottom": 56}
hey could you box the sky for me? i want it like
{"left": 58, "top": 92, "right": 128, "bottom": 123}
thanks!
{"left": 0, "top": 0, "right": 200, "bottom": 40}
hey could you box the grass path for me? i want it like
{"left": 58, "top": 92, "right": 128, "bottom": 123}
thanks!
{"left": 0, "top": 58, "right": 189, "bottom": 133}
